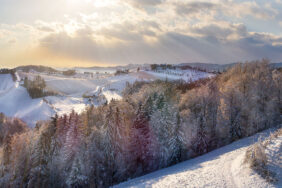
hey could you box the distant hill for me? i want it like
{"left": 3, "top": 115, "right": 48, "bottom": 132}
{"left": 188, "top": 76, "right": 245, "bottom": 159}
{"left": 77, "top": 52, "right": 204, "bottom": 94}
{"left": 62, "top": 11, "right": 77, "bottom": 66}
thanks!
{"left": 177, "top": 62, "right": 238, "bottom": 72}
{"left": 15, "top": 62, "right": 282, "bottom": 74}
{"left": 16, "top": 65, "right": 59, "bottom": 73}
{"left": 270, "top": 62, "right": 282, "bottom": 68}
{"left": 74, "top": 64, "right": 147, "bottom": 71}
{"left": 178, "top": 62, "right": 282, "bottom": 72}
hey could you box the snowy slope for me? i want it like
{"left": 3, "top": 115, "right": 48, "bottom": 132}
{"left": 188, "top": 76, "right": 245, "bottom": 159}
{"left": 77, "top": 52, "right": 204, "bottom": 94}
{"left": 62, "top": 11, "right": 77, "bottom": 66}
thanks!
{"left": 114, "top": 128, "right": 280, "bottom": 188}
{"left": 20, "top": 72, "right": 138, "bottom": 97}
{"left": 0, "top": 74, "right": 54, "bottom": 127}
{"left": 145, "top": 69, "right": 214, "bottom": 82}
{"left": 0, "top": 74, "right": 15, "bottom": 95}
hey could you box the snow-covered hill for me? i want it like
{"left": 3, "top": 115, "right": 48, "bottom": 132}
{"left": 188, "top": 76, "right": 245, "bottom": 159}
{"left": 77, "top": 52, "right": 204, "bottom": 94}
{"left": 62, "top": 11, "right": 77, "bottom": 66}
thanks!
{"left": 0, "top": 74, "right": 54, "bottom": 126}
{"left": 114, "top": 128, "right": 281, "bottom": 188}
{"left": 0, "top": 68, "right": 213, "bottom": 127}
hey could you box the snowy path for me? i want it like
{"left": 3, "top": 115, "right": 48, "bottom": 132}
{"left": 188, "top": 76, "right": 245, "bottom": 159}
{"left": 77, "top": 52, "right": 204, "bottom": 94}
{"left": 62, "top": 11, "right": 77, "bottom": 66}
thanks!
{"left": 115, "top": 129, "right": 278, "bottom": 188}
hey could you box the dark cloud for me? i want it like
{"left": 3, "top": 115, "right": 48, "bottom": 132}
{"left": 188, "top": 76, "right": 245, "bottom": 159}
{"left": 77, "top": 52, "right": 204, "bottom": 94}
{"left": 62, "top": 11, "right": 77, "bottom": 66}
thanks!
{"left": 174, "top": 1, "right": 278, "bottom": 20}
{"left": 97, "top": 21, "right": 160, "bottom": 42}
{"left": 174, "top": 2, "right": 218, "bottom": 16}
{"left": 190, "top": 23, "right": 248, "bottom": 39}
{"left": 126, "top": 0, "right": 166, "bottom": 10}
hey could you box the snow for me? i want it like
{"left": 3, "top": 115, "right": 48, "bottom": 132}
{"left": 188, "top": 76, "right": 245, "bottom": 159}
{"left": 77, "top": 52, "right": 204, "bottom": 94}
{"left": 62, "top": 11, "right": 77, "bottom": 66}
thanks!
{"left": 114, "top": 128, "right": 280, "bottom": 188}
{"left": 264, "top": 133, "right": 282, "bottom": 186}
{"left": 0, "top": 74, "right": 54, "bottom": 127}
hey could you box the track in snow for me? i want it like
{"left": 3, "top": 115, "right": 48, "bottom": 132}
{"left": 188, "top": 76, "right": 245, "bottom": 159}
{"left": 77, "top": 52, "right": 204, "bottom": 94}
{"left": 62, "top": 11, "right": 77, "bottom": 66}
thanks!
{"left": 115, "top": 129, "right": 278, "bottom": 188}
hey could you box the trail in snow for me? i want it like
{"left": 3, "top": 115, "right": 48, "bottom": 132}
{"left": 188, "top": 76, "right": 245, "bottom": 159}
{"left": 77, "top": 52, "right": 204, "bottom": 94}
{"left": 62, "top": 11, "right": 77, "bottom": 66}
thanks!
{"left": 114, "top": 128, "right": 280, "bottom": 188}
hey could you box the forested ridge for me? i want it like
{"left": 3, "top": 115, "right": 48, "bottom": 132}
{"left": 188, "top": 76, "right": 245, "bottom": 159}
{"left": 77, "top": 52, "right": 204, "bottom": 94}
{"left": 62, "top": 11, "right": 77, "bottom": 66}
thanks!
{"left": 0, "top": 60, "right": 281, "bottom": 187}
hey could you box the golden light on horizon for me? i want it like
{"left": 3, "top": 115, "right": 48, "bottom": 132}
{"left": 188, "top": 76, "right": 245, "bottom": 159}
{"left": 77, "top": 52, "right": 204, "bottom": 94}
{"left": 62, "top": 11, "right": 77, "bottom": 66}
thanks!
{"left": 0, "top": 0, "right": 281, "bottom": 68}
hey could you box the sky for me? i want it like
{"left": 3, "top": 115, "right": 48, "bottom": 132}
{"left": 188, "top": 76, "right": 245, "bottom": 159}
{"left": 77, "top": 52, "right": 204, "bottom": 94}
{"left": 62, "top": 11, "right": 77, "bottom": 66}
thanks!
{"left": 0, "top": 0, "right": 282, "bottom": 68}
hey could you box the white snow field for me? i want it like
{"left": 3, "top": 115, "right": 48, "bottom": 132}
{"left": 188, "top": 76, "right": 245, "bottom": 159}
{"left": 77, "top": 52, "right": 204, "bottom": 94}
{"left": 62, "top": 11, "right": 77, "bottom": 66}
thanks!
{"left": 0, "top": 74, "right": 54, "bottom": 127}
{"left": 114, "top": 128, "right": 281, "bottom": 188}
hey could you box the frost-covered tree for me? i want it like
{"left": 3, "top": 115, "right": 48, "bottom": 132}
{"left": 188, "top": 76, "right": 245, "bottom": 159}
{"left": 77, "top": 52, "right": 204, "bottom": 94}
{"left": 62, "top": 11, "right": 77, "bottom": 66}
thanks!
{"left": 129, "top": 104, "right": 159, "bottom": 175}
{"left": 150, "top": 96, "right": 180, "bottom": 167}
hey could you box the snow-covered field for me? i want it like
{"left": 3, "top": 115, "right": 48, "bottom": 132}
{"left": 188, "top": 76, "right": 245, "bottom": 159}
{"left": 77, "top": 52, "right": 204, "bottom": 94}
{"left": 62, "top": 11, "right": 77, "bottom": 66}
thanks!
{"left": 0, "top": 68, "right": 213, "bottom": 127}
{"left": 114, "top": 128, "right": 281, "bottom": 188}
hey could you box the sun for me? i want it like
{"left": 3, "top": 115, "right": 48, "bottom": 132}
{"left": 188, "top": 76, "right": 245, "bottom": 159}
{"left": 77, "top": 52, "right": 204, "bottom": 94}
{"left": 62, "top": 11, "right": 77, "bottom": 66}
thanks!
{"left": 93, "top": 0, "right": 117, "bottom": 7}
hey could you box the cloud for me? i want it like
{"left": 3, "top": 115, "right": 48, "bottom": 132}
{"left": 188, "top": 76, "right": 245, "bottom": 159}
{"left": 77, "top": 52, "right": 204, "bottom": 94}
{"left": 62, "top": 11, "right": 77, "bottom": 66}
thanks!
{"left": 96, "top": 21, "right": 162, "bottom": 42}
{"left": 38, "top": 21, "right": 282, "bottom": 65}
{"left": 232, "top": 2, "right": 278, "bottom": 20}
{"left": 189, "top": 22, "right": 248, "bottom": 40}
{"left": 173, "top": 1, "right": 278, "bottom": 20}
{"left": 35, "top": 21, "right": 55, "bottom": 32}
{"left": 1, "top": 0, "right": 282, "bottom": 67}
{"left": 8, "top": 39, "right": 17, "bottom": 44}
{"left": 174, "top": 2, "right": 217, "bottom": 16}
{"left": 126, "top": 0, "right": 165, "bottom": 8}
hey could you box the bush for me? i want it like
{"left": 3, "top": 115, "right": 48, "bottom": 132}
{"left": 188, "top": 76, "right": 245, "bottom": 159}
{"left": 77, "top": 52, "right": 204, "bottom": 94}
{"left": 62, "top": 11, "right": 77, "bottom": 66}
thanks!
{"left": 0, "top": 69, "right": 17, "bottom": 81}
{"left": 62, "top": 70, "right": 76, "bottom": 76}
{"left": 244, "top": 135, "right": 278, "bottom": 183}
{"left": 115, "top": 69, "right": 129, "bottom": 76}
{"left": 23, "top": 76, "right": 57, "bottom": 99}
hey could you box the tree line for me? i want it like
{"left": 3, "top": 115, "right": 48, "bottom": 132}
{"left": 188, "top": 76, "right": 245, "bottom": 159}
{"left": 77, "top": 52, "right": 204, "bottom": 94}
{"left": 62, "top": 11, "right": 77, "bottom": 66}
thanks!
{"left": 0, "top": 60, "right": 281, "bottom": 187}
{"left": 0, "top": 69, "right": 17, "bottom": 81}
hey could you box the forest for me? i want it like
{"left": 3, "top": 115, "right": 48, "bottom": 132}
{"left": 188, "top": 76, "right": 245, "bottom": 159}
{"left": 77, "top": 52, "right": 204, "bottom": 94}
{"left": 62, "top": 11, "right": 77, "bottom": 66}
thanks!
{"left": 0, "top": 60, "right": 281, "bottom": 187}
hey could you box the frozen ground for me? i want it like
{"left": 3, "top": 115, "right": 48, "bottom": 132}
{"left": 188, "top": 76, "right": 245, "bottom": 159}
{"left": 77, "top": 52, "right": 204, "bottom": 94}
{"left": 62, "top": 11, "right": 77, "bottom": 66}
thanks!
{"left": 114, "top": 128, "right": 281, "bottom": 188}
